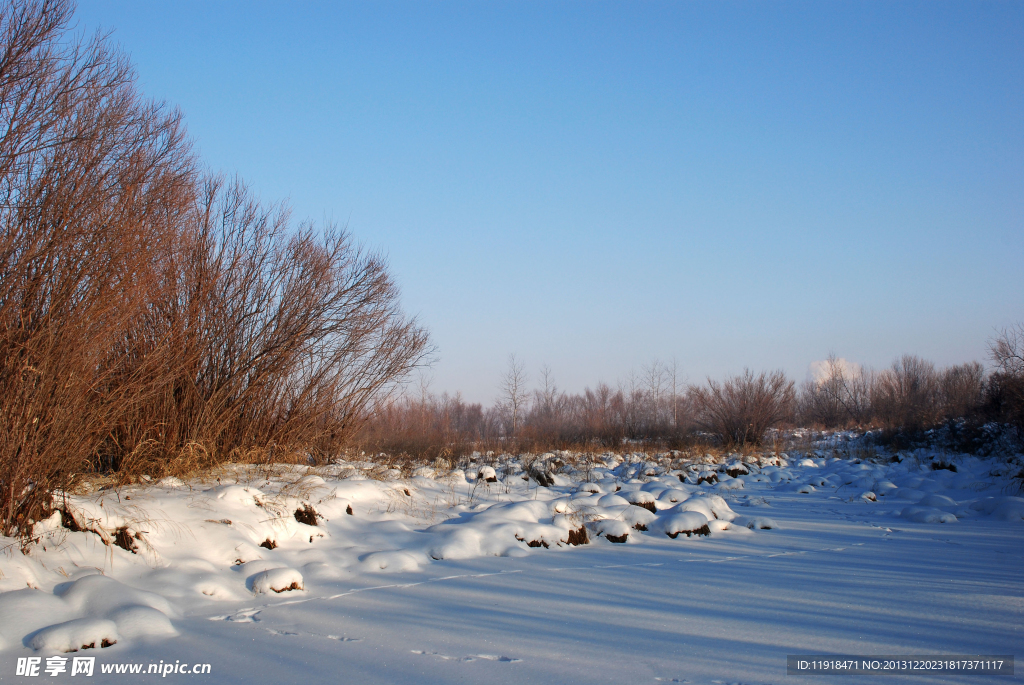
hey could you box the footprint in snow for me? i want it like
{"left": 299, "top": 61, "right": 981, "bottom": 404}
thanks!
{"left": 313, "top": 633, "right": 362, "bottom": 642}
{"left": 265, "top": 628, "right": 298, "bottom": 636}
{"left": 210, "top": 609, "right": 261, "bottom": 623}
{"left": 412, "top": 650, "right": 521, "bottom": 663}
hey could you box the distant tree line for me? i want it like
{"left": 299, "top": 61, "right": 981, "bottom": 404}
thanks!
{"left": 359, "top": 327, "right": 1024, "bottom": 459}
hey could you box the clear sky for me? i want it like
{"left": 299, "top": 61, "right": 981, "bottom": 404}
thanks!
{"left": 76, "top": 1, "right": 1023, "bottom": 404}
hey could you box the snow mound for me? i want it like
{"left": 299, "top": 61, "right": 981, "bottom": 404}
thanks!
{"left": 58, "top": 574, "right": 175, "bottom": 617}
{"left": 588, "top": 519, "right": 631, "bottom": 543}
{"left": 428, "top": 527, "right": 511, "bottom": 560}
{"left": 900, "top": 506, "right": 957, "bottom": 523}
{"left": 597, "top": 493, "right": 630, "bottom": 507}
{"left": 919, "top": 494, "right": 958, "bottom": 508}
{"left": 733, "top": 516, "right": 779, "bottom": 530}
{"left": 715, "top": 478, "right": 744, "bottom": 491}
{"left": 874, "top": 481, "right": 898, "bottom": 495}
{"left": 675, "top": 498, "right": 715, "bottom": 520}
{"left": 971, "top": 496, "right": 1024, "bottom": 521}
{"left": 653, "top": 511, "right": 710, "bottom": 538}
{"left": 194, "top": 579, "right": 247, "bottom": 601}
{"left": 656, "top": 488, "right": 691, "bottom": 504}
{"left": 620, "top": 505, "right": 657, "bottom": 530}
{"left": 214, "top": 484, "right": 265, "bottom": 506}
{"left": 107, "top": 605, "right": 177, "bottom": 639}
{"left": 669, "top": 495, "right": 736, "bottom": 522}
{"left": 29, "top": 618, "right": 120, "bottom": 653}
{"left": 622, "top": 490, "right": 655, "bottom": 504}
{"left": 707, "top": 519, "right": 746, "bottom": 533}
{"left": 250, "top": 568, "right": 304, "bottom": 594}
{"left": 360, "top": 551, "right": 421, "bottom": 573}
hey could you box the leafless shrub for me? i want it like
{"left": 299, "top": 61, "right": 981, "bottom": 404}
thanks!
{"left": 689, "top": 370, "right": 795, "bottom": 446}
{"left": 0, "top": 0, "right": 430, "bottom": 537}
{"left": 871, "top": 355, "right": 940, "bottom": 432}
{"left": 357, "top": 388, "right": 486, "bottom": 461}
{"left": 107, "top": 176, "right": 431, "bottom": 474}
{"left": 0, "top": 0, "right": 195, "bottom": 536}
{"left": 799, "top": 354, "right": 871, "bottom": 428}
{"left": 939, "top": 361, "right": 985, "bottom": 421}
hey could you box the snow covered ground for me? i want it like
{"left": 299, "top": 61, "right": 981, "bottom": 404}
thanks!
{"left": 1, "top": 451, "right": 1021, "bottom": 684}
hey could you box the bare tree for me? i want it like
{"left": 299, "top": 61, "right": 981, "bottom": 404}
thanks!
{"left": 991, "top": 324, "right": 1024, "bottom": 376}
{"left": 643, "top": 359, "right": 667, "bottom": 433}
{"left": 536, "top": 364, "right": 558, "bottom": 415}
{"left": 988, "top": 324, "right": 1024, "bottom": 438}
{"left": 500, "top": 353, "right": 529, "bottom": 437}
{"left": 669, "top": 358, "right": 680, "bottom": 431}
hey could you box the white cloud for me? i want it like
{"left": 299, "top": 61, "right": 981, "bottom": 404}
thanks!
{"left": 808, "top": 357, "right": 861, "bottom": 384}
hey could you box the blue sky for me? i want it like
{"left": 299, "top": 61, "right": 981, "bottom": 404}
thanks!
{"left": 76, "top": 1, "right": 1023, "bottom": 403}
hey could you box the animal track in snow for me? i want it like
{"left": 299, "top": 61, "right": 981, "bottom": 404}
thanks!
{"left": 313, "top": 633, "right": 362, "bottom": 642}
{"left": 411, "top": 650, "right": 521, "bottom": 663}
{"left": 210, "top": 608, "right": 261, "bottom": 623}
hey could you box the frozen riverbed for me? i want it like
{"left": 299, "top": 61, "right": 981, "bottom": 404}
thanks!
{"left": 1, "top": 452, "right": 1021, "bottom": 684}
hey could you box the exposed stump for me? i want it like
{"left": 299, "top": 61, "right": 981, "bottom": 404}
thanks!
{"left": 605, "top": 533, "right": 628, "bottom": 543}
{"left": 113, "top": 527, "right": 138, "bottom": 554}
{"left": 515, "top": 534, "right": 550, "bottom": 549}
{"left": 259, "top": 538, "right": 278, "bottom": 550}
{"left": 59, "top": 508, "right": 85, "bottom": 532}
{"left": 566, "top": 526, "right": 589, "bottom": 546}
{"left": 529, "top": 465, "right": 555, "bottom": 487}
{"left": 294, "top": 504, "right": 319, "bottom": 526}
{"left": 666, "top": 524, "right": 710, "bottom": 539}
